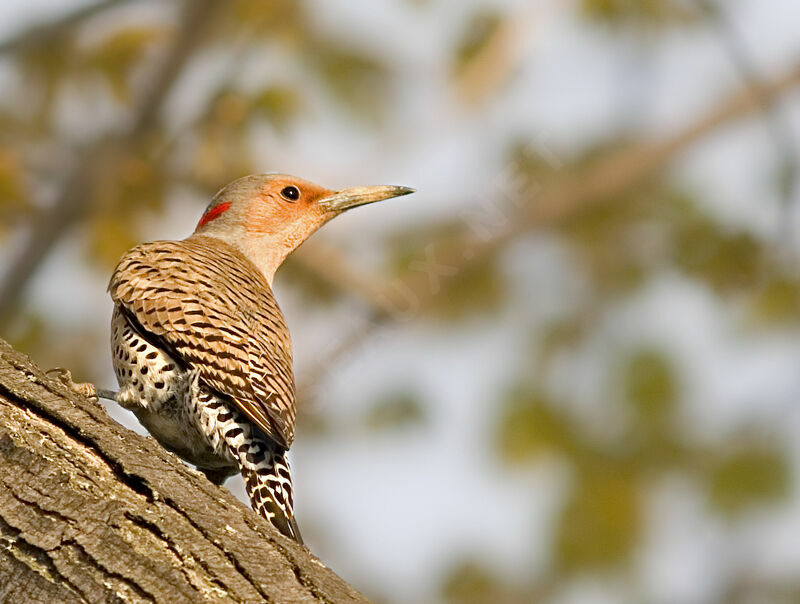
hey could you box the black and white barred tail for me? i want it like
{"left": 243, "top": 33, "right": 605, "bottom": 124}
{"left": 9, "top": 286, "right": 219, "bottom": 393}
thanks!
{"left": 241, "top": 444, "right": 301, "bottom": 542}
{"left": 189, "top": 373, "right": 302, "bottom": 543}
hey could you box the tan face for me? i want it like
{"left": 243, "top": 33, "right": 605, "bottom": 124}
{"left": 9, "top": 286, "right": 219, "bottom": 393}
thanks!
{"left": 244, "top": 176, "right": 336, "bottom": 246}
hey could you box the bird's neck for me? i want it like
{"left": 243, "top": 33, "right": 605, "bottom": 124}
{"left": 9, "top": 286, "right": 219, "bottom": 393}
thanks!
{"left": 240, "top": 236, "right": 296, "bottom": 285}
{"left": 186, "top": 230, "right": 295, "bottom": 285}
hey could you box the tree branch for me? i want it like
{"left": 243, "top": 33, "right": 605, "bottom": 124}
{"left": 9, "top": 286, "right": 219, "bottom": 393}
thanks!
{"left": 0, "top": 337, "right": 367, "bottom": 603}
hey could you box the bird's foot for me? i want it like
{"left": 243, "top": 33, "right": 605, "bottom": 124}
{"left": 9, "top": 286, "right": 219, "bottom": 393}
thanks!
{"left": 47, "top": 368, "right": 99, "bottom": 403}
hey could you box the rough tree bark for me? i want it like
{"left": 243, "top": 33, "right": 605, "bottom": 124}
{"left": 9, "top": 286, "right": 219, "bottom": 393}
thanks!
{"left": 0, "top": 338, "right": 368, "bottom": 604}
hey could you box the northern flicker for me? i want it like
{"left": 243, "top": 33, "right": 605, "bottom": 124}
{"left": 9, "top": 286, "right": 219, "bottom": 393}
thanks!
{"left": 104, "top": 174, "right": 413, "bottom": 542}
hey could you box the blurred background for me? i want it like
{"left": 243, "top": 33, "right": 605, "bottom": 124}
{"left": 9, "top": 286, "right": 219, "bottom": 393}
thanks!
{"left": 1, "top": 1, "right": 800, "bottom": 602}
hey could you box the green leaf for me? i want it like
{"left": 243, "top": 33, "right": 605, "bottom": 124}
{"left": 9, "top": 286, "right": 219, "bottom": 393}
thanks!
{"left": 440, "top": 559, "right": 530, "bottom": 604}
{"left": 554, "top": 471, "right": 640, "bottom": 572}
{"left": 495, "top": 389, "right": 574, "bottom": 465}
{"left": 614, "top": 348, "right": 691, "bottom": 468}
{"left": 0, "top": 149, "right": 27, "bottom": 235}
{"left": 230, "top": 0, "right": 305, "bottom": 38}
{"left": 708, "top": 445, "right": 790, "bottom": 516}
{"left": 750, "top": 278, "right": 800, "bottom": 325}
{"left": 622, "top": 349, "right": 677, "bottom": 424}
{"left": 674, "top": 216, "right": 764, "bottom": 294}
{"left": 579, "top": 0, "right": 704, "bottom": 27}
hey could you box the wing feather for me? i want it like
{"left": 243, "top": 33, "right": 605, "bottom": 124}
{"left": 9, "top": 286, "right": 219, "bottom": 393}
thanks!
{"left": 109, "top": 236, "right": 296, "bottom": 447}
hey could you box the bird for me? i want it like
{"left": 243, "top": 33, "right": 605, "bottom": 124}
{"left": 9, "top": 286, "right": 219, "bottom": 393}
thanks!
{"left": 100, "top": 173, "right": 413, "bottom": 542}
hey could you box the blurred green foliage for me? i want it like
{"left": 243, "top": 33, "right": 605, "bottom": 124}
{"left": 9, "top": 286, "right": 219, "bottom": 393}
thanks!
{"left": 428, "top": 255, "right": 506, "bottom": 320}
{"left": 674, "top": 213, "right": 765, "bottom": 294}
{"left": 363, "top": 391, "right": 426, "bottom": 432}
{"left": 229, "top": 0, "right": 305, "bottom": 33}
{"left": 496, "top": 389, "right": 575, "bottom": 464}
{"left": 751, "top": 278, "right": 800, "bottom": 325}
{"left": 562, "top": 190, "right": 652, "bottom": 294}
{"left": 0, "top": 150, "right": 26, "bottom": 235}
{"left": 388, "top": 224, "right": 507, "bottom": 320}
{"left": 555, "top": 470, "right": 640, "bottom": 571}
{"left": 623, "top": 349, "right": 676, "bottom": 431}
{"left": 580, "top": 0, "right": 704, "bottom": 26}
{"left": 83, "top": 28, "right": 167, "bottom": 103}
{"left": 441, "top": 559, "right": 530, "bottom": 604}
{"left": 251, "top": 85, "right": 303, "bottom": 133}
{"left": 280, "top": 255, "right": 343, "bottom": 306}
{"left": 708, "top": 445, "right": 790, "bottom": 516}
{"left": 307, "top": 41, "right": 389, "bottom": 122}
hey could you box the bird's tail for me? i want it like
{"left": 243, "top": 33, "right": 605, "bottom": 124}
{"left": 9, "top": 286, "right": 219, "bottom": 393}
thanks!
{"left": 220, "top": 424, "right": 302, "bottom": 543}
{"left": 239, "top": 442, "right": 303, "bottom": 543}
{"left": 192, "top": 380, "right": 302, "bottom": 543}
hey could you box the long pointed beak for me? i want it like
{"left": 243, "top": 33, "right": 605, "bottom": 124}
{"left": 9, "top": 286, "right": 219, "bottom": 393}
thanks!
{"left": 318, "top": 184, "right": 415, "bottom": 213}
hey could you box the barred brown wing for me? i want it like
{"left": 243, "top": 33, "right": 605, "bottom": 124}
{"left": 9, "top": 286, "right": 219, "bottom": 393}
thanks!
{"left": 109, "top": 236, "right": 296, "bottom": 448}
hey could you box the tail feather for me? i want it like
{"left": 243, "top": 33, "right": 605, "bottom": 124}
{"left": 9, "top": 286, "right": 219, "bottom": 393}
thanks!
{"left": 242, "top": 446, "right": 303, "bottom": 543}
{"left": 190, "top": 375, "right": 302, "bottom": 543}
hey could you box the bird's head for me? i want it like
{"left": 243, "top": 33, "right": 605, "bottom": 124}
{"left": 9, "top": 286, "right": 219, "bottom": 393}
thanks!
{"left": 191, "top": 173, "right": 414, "bottom": 283}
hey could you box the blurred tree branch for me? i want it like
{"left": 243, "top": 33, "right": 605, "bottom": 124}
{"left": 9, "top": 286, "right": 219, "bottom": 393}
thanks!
{"left": 0, "top": 0, "right": 218, "bottom": 326}
{"left": 0, "top": 337, "right": 366, "bottom": 603}
{"left": 299, "top": 57, "right": 800, "bottom": 395}
{"left": 0, "top": 0, "right": 137, "bottom": 55}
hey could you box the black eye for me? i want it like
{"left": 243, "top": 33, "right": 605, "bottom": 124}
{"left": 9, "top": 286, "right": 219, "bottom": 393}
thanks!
{"left": 280, "top": 186, "right": 300, "bottom": 201}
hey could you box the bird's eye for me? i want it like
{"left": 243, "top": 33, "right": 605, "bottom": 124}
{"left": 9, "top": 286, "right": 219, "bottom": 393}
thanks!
{"left": 280, "top": 186, "right": 300, "bottom": 201}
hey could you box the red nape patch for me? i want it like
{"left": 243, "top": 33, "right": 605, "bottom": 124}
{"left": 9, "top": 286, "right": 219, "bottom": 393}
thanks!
{"left": 196, "top": 202, "right": 231, "bottom": 229}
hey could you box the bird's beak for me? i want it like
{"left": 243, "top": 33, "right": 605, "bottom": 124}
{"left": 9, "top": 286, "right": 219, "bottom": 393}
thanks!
{"left": 318, "top": 184, "right": 415, "bottom": 213}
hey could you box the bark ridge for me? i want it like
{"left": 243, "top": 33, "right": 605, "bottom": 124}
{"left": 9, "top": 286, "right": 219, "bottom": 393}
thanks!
{"left": 0, "top": 338, "right": 367, "bottom": 604}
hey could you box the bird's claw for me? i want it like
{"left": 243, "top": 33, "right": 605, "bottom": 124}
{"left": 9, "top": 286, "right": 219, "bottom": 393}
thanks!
{"left": 47, "top": 368, "right": 99, "bottom": 403}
